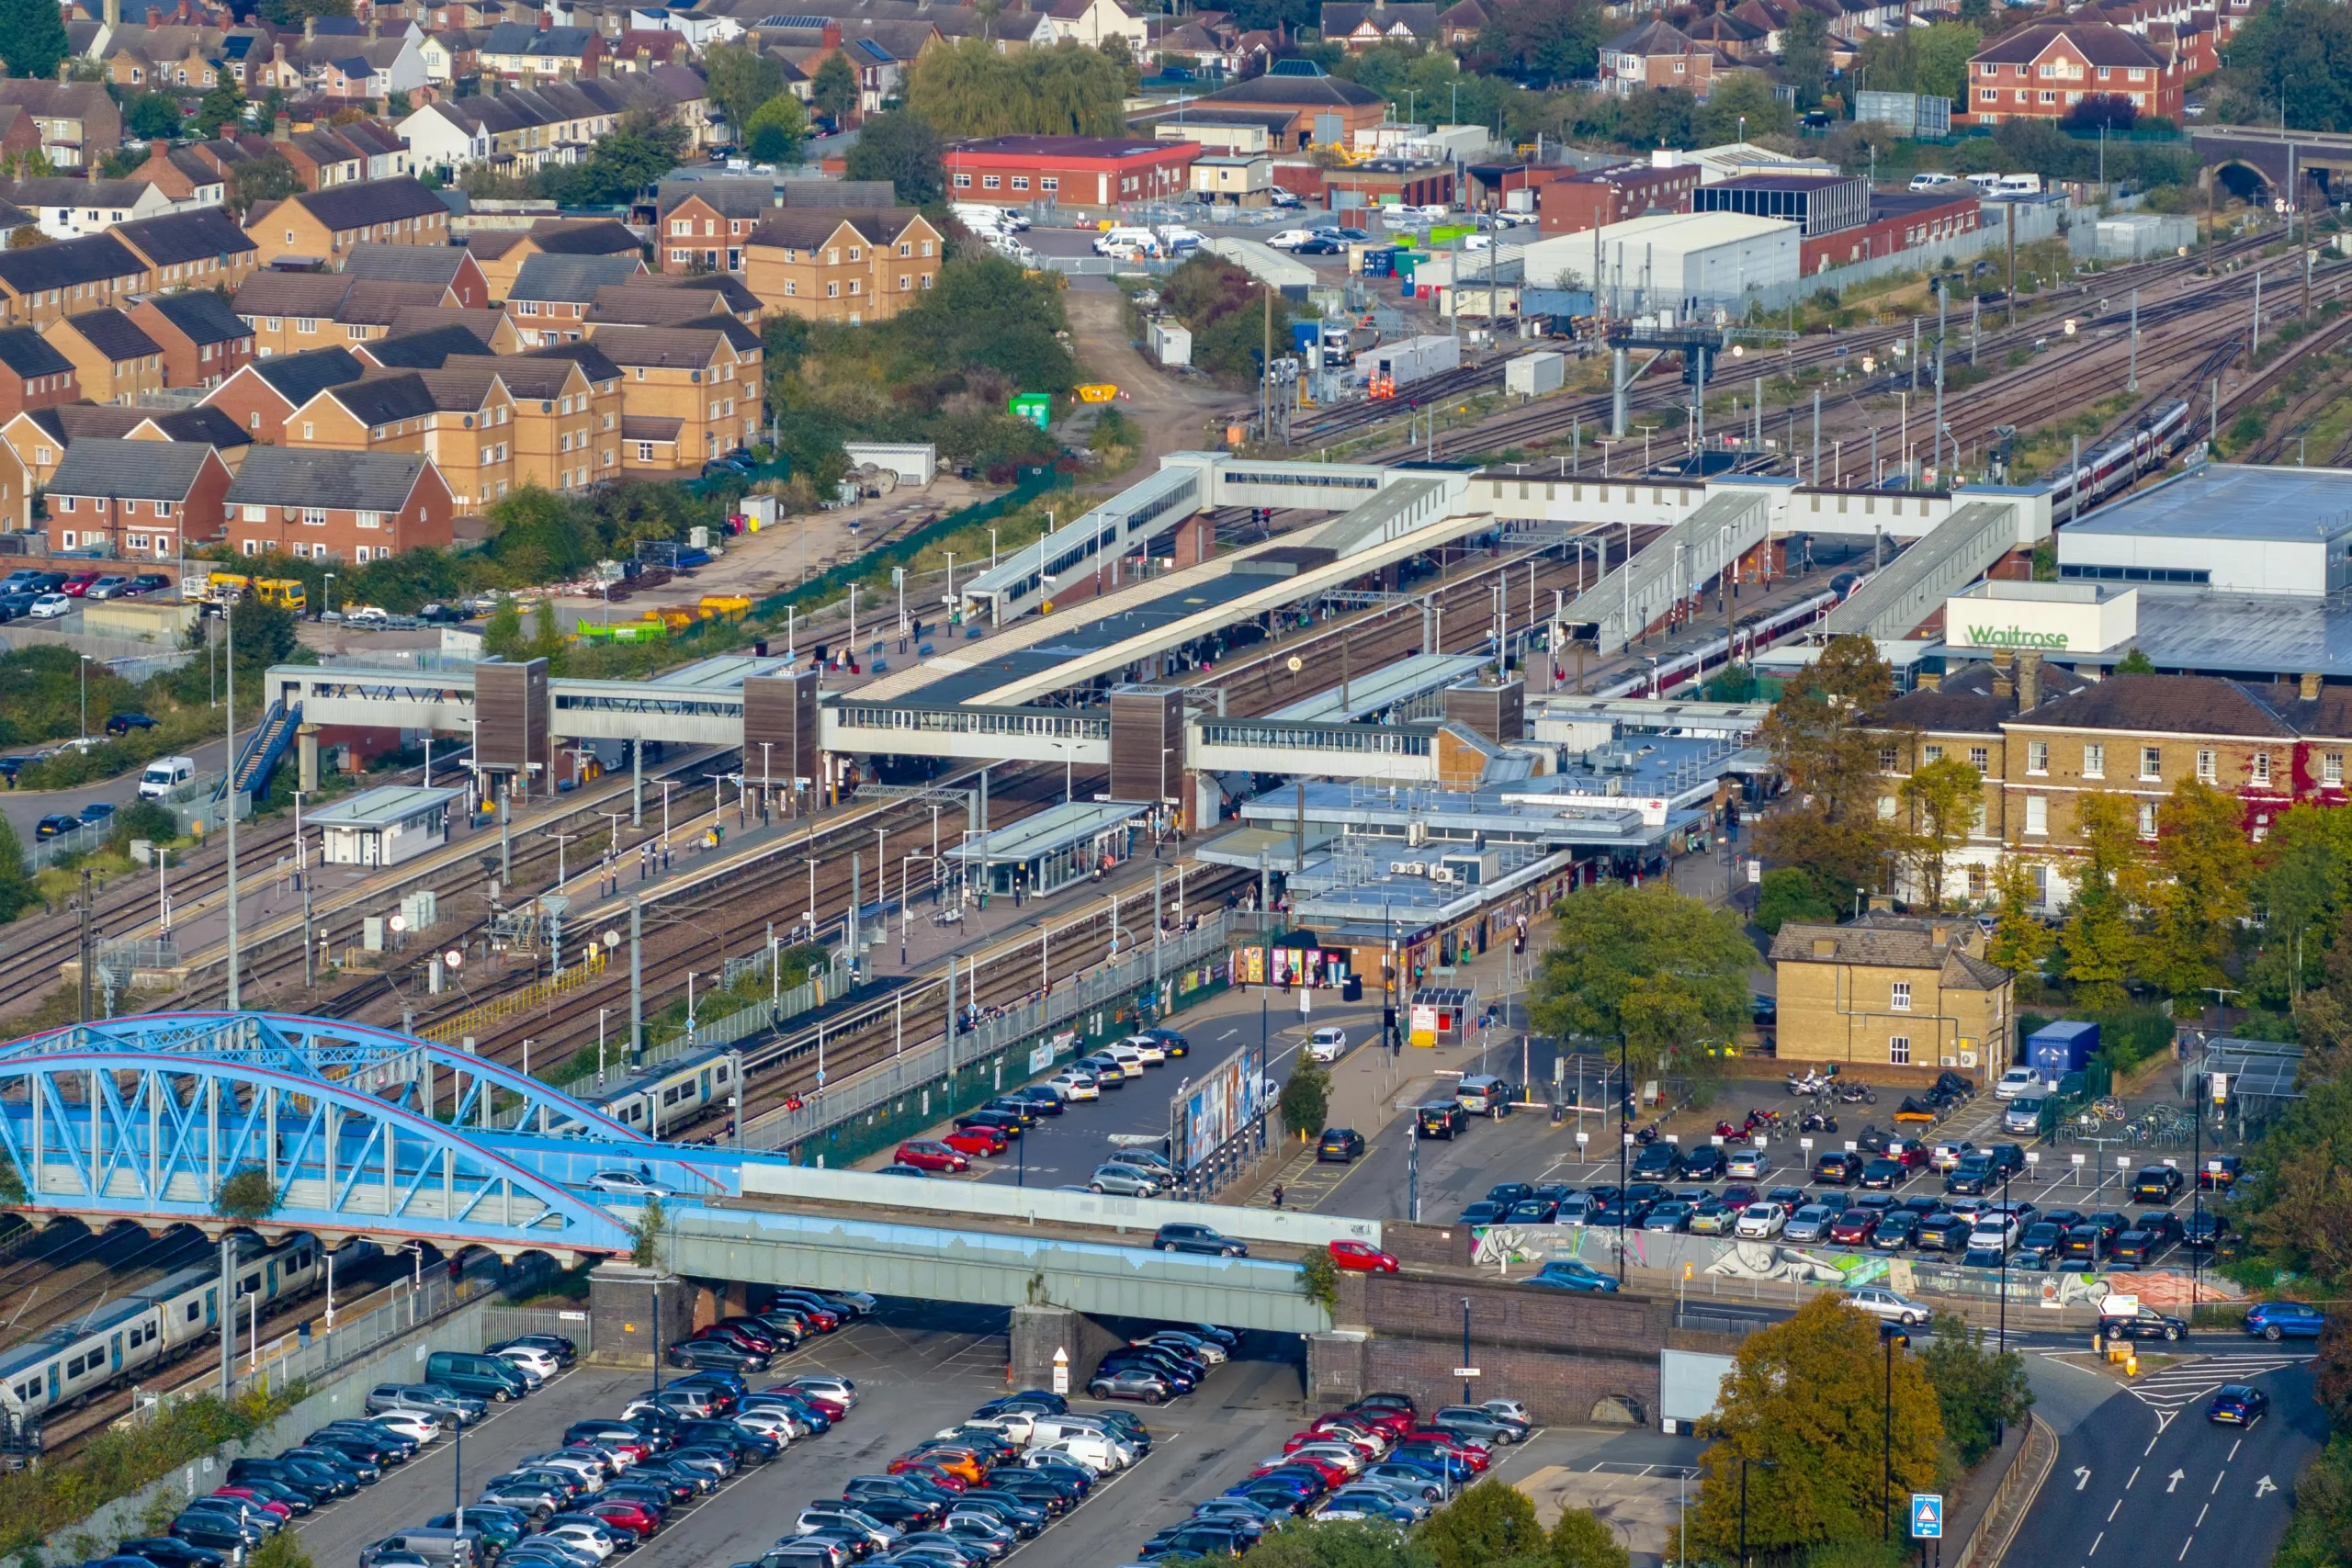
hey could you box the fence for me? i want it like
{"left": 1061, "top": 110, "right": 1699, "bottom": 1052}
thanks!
{"left": 638, "top": 950, "right": 857, "bottom": 1063}
{"left": 737, "top": 913, "right": 1241, "bottom": 1156}
{"left": 480, "top": 1303, "right": 594, "bottom": 1355}
{"left": 225, "top": 1252, "right": 552, "bottom": 1402}
{"left": 424, "top": 949, "right": 616, "bottom": 1044}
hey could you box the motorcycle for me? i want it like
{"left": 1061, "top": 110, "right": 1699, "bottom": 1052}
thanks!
{"left": 1786, "top": 1070, "right": 1830, "bottom": 1097}
{"left": 1856, "top": 1123, "right": 1894, "bottom": 1153}
{"left": 1836, "top": 1079, "right": 1878, "bottom": 1105}
{"left": 1715, "top": 1120, "right": 1742, "bottom": 1141}
{"left": 1634, "top": 1121, "right": 1661, "bottom": 1145}
{"left": 1800, "top": 1110, "right": 1839, "bottom": 1134}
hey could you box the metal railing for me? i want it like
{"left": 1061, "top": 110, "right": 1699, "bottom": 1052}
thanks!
{"left": 639, "top": 951, "right": 856, "bottom": 1065}
{"left": 1194, "top": 719, "right": 1435, "bottom": 756}
{"left": 738, "top": 914, "right": 1238, "bottom": 1152}
{"left": 226, "top": 1256, "right": 551, "bottom": 1402}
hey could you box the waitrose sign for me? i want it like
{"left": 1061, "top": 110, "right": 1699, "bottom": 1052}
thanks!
{"left": 1943, "top": 583, "right": 2137, "bottom": 655}
{"left": 1963, "top": 625, "right": 2072, "bottom": 649}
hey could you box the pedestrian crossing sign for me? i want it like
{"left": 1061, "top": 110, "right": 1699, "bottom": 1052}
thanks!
{"left": 1911, "top": 1495, "right": 1943, "bottom": 1539}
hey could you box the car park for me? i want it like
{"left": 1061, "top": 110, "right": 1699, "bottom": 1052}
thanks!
{"left": 1724, "top": 1145, "right": 1770, "bottom": 1179}
{"left": 1783, "top": 1204, "right": 1837, "bottom": 1243}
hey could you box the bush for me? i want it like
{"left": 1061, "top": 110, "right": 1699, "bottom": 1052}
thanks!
{"left": 1297, "top": 1248, "right": 1338, "bottom": 1315}
{"left": 0, "top": 1388, "right": 298, "bottom": 1555}
{"left": 214, "top": 1165, "right": 277, "bottom": 1220}
{"left": 1279, "top": 1061, "right": 1329, "bottom": 1139}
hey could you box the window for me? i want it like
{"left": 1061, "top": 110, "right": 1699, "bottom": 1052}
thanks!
{"left": 1969, "top": 745, "right": 1990, "bottom": 772}
{"left": 356, "top": 511, "right": 381, "bottom": 529}
{"left": 1879, "top": 747, "right": 1899, "bottom": 772}
{"left": 953, "top": 174, "right": 971, "bottom": 187}
{"left": 1040, "top": 177, "right": 1057, "bottom": 193}
{"left": 1878, "top": 795, "right": 1897, "bottom": 819}
{"left": 1967, "top": 865, "right": 1989, "bottom": 901}
{"left": 302, "top": 506, "right": 326, "bottom": 526}
{"left": 2197, "top": 748, "right": 2217, "bottom": 781}
{"left": 2255, "top": 751, "right": 2272, "bottom": 785}
{"left": 2141, "top": 746, "right": 2162, "bottom": 780}
{"left": 981, "top": 175, "right": 1001, "bottom": 189}
{"left": 2083, "top": 742, "right": 2104, "bottom": 778}
{"left": 1011, "top": 176, "right": 1029, "bottom": 191}
{"left": 2328, "top": 751, "right": 2344, "bottom": 785}
{"left": 1923, "top": 744, "right": 1944, "bottom": 763}
{"left": 2140, "top": 801, "right": 2157, "bottom": 837}
{"left": 1890, "top": 981, "right": 1912, "bottom": 1012}
{"left": 242, "top": 504, "right": 266, "bottom": 523}
{"left": 1888, "top": 1035, "right": 1912, "bottom": 1066}
{"left": 56, "top": 495, "right": 73, "bottom": 513}
{"left": 636, "top": 441, "right": 654, "bottom": 462}
{"left": 2025, "top": 795, "right": 2049, "bottom": 836}
{"left": 2026, "top": 739, "right": 2049, "bottom": 775}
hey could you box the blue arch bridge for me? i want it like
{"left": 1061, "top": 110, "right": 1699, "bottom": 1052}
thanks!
{"left": 0, "top": 1011, "right": 747, "bottom": 1263}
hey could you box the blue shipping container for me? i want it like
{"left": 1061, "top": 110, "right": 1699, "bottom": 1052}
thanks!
{"left": 2027, "top": 1020, "right": 2099, "bottom": 1081}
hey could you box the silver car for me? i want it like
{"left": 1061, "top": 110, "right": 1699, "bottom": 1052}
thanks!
{"left": 1089, "top": 1164, "right": 1159, "bottom": 1196}
{"left": 1848, "top": 1286, "right": 1932, "bottom": 1326}
{"left": 367, "top": 1383, "right": 484, "bottom": 1425}
{"left": 1783, "top": 1204, "right": 1837, "bottom": 1243}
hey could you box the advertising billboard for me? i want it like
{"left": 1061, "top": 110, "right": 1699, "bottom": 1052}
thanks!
{"left": 1176, "top": 1046, "right": 1264, "bottom": 1173}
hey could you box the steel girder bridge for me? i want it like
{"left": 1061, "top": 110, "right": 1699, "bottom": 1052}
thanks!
{"left": 0, "top": 1012, "right": 741, "bottom": 1262}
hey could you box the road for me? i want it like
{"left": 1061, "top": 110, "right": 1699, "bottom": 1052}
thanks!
{"left": 2012, "top": 1350, "right": 2324, "bottom": 1568}
{"left": 0, "top": 731, "right": 234, "bottom": 845}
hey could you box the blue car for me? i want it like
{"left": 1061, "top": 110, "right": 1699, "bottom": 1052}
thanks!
{"left": 1523, "top": 1259, "right": 1620, "bottom": 1293}
{"left": 2207, "top": 1383, "right": 2269, "bottom": 1425}
{"left": 2244, "top": 1302, "right": 2326, "bottom": 1340}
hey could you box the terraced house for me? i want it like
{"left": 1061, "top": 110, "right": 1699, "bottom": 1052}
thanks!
{"left": 241, "top": 176, "right": 452, "bottom": 267}
{"left": 43, "top": 436, "right": 232, "bottom": 559}
{"left": 0, "top": 234, "right": 153, "bottom": 329}
{"left": 277, "top": 366, "right": 518, "bottom": 516}
{"left": 222, "top": 446, "right": 453, "bottom": 560}
{"left": 110, "top": 208, "right": 261, "bottom": 296}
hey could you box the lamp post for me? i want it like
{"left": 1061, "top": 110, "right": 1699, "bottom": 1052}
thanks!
{"left": 1617, "top": 1031, "right": 1631, "bottom": 1283}
{"left": 1997, "top": 1167, "right": 2012, "bottom": 1351}
{"left": 78, "top": 653, "right": 92, "bottom": 742}
{"left": 1883, "top": 1329, "right": 1896, "bottom": 1540}
{"left": 322, "top": 572, "right": 335, "bottom": 622}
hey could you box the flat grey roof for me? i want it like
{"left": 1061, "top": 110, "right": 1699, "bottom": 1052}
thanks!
{"left": 2063, "top": 464, "right": 2352, "bottom": 542}
{"left": 1269, "top": 653, "right": 1488, "bottom": 721}
{"left": 308, "top": 784, "right": 462, "bottom": 828}
{"left": 947, "top": 799, "right": 1148, "bottom": 863}
{"left": 907, "top": 571, "right": 1269, "bottom": 705}
{"left": 2078, "top": 592, "right": 2352, "bottom": 677}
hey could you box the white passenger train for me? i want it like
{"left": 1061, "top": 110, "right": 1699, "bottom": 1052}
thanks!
{"left": 0, "top": 1233, "right": 357, "bottom": 1421}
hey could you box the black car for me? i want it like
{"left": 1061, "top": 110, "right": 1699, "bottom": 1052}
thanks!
{"left": 1631, "top": 1144, "right": 1681, "bottom": 1180}
{"left": 2100, "top": 1304, "right": 2187, "bottom": 1342}
{"left": 2134, "top": 1210, "right": 2185, "bottom": 1248}
{"left": 2199, "top": 1155, "right": 2244, "bottom": 1192}
{"left": 1914, "top": 1213, "right": 1973, "bottom": 1253}
{"left": 954, "top": 1109, "right": 1025, "bottom": 1138}
{"left": 1485, "top": 1183, "right": 1533, "bottom": 1208}
{"left": 1152, "top": 1224, "right": 1247, "bottom": 1258}
{"left": 1001, "top": 1087, "right": 1064, "bottom": 1116}
{"left": 1860, "top": 1158, "right": 1911, "bottom": 1190}
{"left": 666, "top": 1338, "right": 765, "bottom": 1372}
{"left": 1292, "top": 236, "right": 1344, "bottom": 255}
{"left": 2060, "top": 1225, "right": 2109, "bottom": 1267}
{"left": 167, "top": 1517, "right": 259, "bottom": 1555}
{"left": 1680, "top": 1145, "right": 1728, "bottom": 1181}
{"left": 1457, "top": 1201, "right": 1506, "bottom": 1224}
{"left": 2183, "top": 1211, "right": 2234, "bottom": 1255}
{"left": 2132, "top": 1165, "right": 2186, "bottom": 1203}
{"left": 120, "top": 1540, "right": 227, "bottom": 1568}
{"left": 1317, "top": 1127, "right": 1365, "bottom": 1162}
{"left": 35, "top": 813, "right": 81, "bottom": 838}
{"left": 2014, "top": 1222, "right": 2066, "bottom": 1269}
{"left": 104, "top": 711, "right": 158, "bottom": 736}
{"left": 1416, "top": 1102, "right": 1468, "bottom": 1138}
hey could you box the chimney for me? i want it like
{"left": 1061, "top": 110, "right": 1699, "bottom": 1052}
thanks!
{"left": 539, "top": 6, "right": 551, "bottom": 25}
{"left": 303, "top": 13, "right": 316, "bottom": 39}
{"left": 821, "top": 17, "right": 840, "bottom": 46}
{"left": 1989, "top": 648, "right": 2014, "bottom": 671}
{"left": 146, "top": 4, "right": 160, "bottom": 22}
{"left": 368, "top": 16, "right": 379, "bottom": 35}
{"left": 2018, "top": 650, "right": 2041, "bottom": 711}
{"left": 2302, "top": 671, "right": 2323, "bottom": 700}
{"left": 1992, "top": 673, "right": 2014, "bottom": 699}
{"left": 272, "top": 110, "right": 291, "bottom": 141}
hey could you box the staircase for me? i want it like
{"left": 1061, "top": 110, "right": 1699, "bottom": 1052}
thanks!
{"left": 218, "top": 699, "right": 296, "bottom": 805}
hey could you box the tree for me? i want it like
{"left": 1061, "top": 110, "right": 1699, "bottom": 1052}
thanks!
{"left": 1235, "top": 1519, "right": 1436, "bottom": 1567}
{"left": 0, "top": 0, "right": 70, "bottom": 87}
{"left": 229, "top": 153, "right": 303, "bottom": 215}
{"left": 745, "top": 92, "right": 809, "bottom": 164}
{"left": 258, "top": 0, "right": 352, "bottom": 24}
{"left": 215, "top": 1165, "right": 279, "bottom": 1220}
{"left": 0, "top": 816, "right": 33, "bottom": 925}
{"left": 127, "top": 93, "right": 183, "bottom": 139}
{"left": 2064, "top": 93, "right": 2139, "bottom": 132}
{"left": 5, "top": 225, "right": 49, "bottom": 250}
{"left": 703, "top": 40, "right": 785, "bottom": 137}
{"left": 1755, "top": 866, "right": 1838, "bottom": 936}
{"left": 1920, "top": 1311, "right": 2034, "bottom": 1465}
{"left": 1780, "top": 8, "right": 1831, "bottom": 108}
{"left": 100, "top": 146, "right": 147, "bottom": 179}
{"left": 630, "top": 1196, "right": 666, "bottom": 1269}
{"left": 1280, "top": 1059, "right": 1329, "bottom": 1138}
{"left": 2059, "top": 792, "right": 2146, "bottom": 1010}
{"left": 194, "top": 75, "right": 249, "bottom": 139}
{"left": 1546, "top": 1509, "right": 1630, "bottom": 1568}
{"left": 2141, "top": 776, "right": 2254, "bottom": 998}
{"left": 1985, "top": 857, "right": 2053, "bottom": 979}
{"left": 811, "top": 50, "right": 860, "bottom": 127}
{"left": 482, "top": 594, "right": 527, "bottom": 660}
{"left": 546, "top": 110, "right": 685, "bottom": 206}
{"left": 1414, "top": 1480, "right": 1548, "bottom": 1568}
{"left": 1695, "top": 72, "right": 1793, "bottom": 143}
{"left": 1678, "top": 1296, "right": 1944, "bottom": 1563}
{"left": 387, "top": 88, "right": 411, "bottom": 118}
{"left": 1854, "top": 21, "right": 1981, "bottom": 103}
{"left": 906, "top": 38, "right": 1131, "bottom": 137}
{"left": 2114, "top": 647, "right": 2156, "bottom": 674}
{"left": 1757, "top": 635, "right": 1897, "bottom": 912}
{"left": 1896, "top": 756, "right": 1984, "bottom": 912}
{"left": 842, "top": 110, "right": 945, "bottom": 206}
{"left": 1528, "top": 883, "right": 1757, "bottom": 1077}
{"left": 1477, "top": 0, "right": 1611, "bottom": 86}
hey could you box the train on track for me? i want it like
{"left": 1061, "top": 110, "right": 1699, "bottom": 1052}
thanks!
{"left": 0, "top": 1233, "right": 358, "bottom": 1424}
{"left": 1590, "top": 586, "right": 1849, "bottom": 699}
{"left": 2044, "top": 398, "right": 2196, "bottom": 519}
{"left": 578, "top": 1045, "right": 741, "bottom": 1137}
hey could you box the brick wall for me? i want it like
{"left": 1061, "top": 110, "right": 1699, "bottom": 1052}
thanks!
{"left": 586, "top": 1262, "right": 697, "bottom": 1370}
{"left": 1012, "top": 1303, "right": 1124, "bottom": 1392}
{"left": 1381, "top": 1220, "right": 1472, "bottom": 1269}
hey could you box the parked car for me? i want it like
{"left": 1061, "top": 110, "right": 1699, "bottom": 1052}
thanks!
{"left": 1086, "top": 1369, "right": 1172, "bottom": 1404}
{"left": 2131, "top": 1165, "right": 2186, "bottom": 1203}
{"left": 1328, "top": 1240, "right": 1399, "bottom": 1273}
{"left": 894, "top": 1140, "right": 970, "bottom": 1173}
{"left": 1088, "top": 1165, "right": 1159, "bottom": 1197}
{"left": 1317, "top": 1128, "right": 1365, "bottom": 1163}
{"left": 1522, "top": 1260, "right": 1618, "bottom": 1293}
{"left": 1153, "top": 1224, "right": 1247, "bottom": 1258}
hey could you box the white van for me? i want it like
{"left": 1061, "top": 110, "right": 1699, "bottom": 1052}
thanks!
{"left": 1027, "top": 1415, "right": 1133, "bottom": 1458}
{"left": 1965, "top": 172, "right": 2003, "bottom": 194}
{"left": 1031, "top": 1433, "right": 1124, "bottom": 1472}
{"left": 1909, "top": 172, "right": 1961, "bottom": 192}
{"left": 1092, "top": 225, "right": 1161, "bottom": 257}
{"left": 1996, "top": 173, "right": 2044, "bottom": 196}
{"left": 138, "top": 754, "right": 195, "bottom": 800}
{"left": 952, "top": 203, "right": 1010, "bottom": 232}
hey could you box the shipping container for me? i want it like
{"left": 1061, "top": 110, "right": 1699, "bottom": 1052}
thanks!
{"left": 1148, "top": 321, "right": 1192, "bottom": 367}
{"left": 2027, "top": 1020, "right": 2100, "bottom": 1081}
{"left": 1504, "top": 351, "right": 1565, "bottom": 398}
{"left": 1361, "top": 333, "right": 1460, "bottom": 389}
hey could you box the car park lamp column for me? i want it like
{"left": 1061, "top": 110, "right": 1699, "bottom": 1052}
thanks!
{"left": 1618, "top": 1032, "right": 1629, "bottom": 1285}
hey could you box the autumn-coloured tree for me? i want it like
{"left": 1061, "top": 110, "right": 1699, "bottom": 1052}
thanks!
{"left": 1896, "top": 755, "right": 1984, "bottom": 911}
{"left": 1756, "top": 635, "right": 1899, "bottom": 913}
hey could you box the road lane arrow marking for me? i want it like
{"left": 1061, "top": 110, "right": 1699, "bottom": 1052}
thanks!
{"left": 2076, "top": 1468, "right": 2093, "bottom": 1492}
{"left": 2166, "top": 1470, "right": 2185, "bottom": 1493}
{"left": 2256, "top": 1476, "right": 2278, "bottom": 1498}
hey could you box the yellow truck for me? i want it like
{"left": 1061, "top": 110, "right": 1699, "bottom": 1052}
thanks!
{"left": 201, "top": 573, "right": 306, "bottom": 613}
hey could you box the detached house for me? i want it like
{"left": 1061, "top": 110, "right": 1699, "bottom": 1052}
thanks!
{"left": 1317, "top": 0, "right": 1438, "bottom": 49}
{"left": 0, "top": 83, "right": 121, "bottom": 171}
{"left": 1770, "top": 912, "right": 2016, "bottom": 1074}
{"left": 1599, "top": 19, "right": 1730, "bottom": 94}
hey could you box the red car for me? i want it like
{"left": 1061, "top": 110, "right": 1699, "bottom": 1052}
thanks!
{"left": 1309, "top": 1414, "right": 1392, "bottom": 1449}
{"left": 578, "top": 1499, "right": 660, "bottom": 1538}
{"left": 60, "top": 573, "right": 99, "bottom": 597}
{"left": 888, "top": 1456, "right": 971, "bottom": 1488}
{"left": 210, "top": 1488, "right": 292, "bottom": 1519}
{"left": 1341, "top": 1405, "right": 1414, "bottom": 1438}
{"left": 1253, "top": 1453, "right": 1350, "bottom": 1486}
{"left": 695, "top": 1323, "right": 776, "bottom": 1354}
{"left": 895, "top": 1139, "right": 970, "bottom": 1172}
{"left": 1329, "top": 1240, "right": 1400, "bottom": 1274}
{"left": 941, "top": 1127, "right": 1008, "bottom": 1157}
{"left": 1827, "top": 1211, "right": 1881, "bottom": 1246}
{"left": 1400, "top": 1431, "right": 1490, "bottom": 1469}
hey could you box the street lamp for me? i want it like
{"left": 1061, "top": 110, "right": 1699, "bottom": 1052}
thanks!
{"left": 1617, "top": 1031, "right": 1631, "bottom": 1283}
{"left": 1997, "top": 1167, "right": 2012, "bottom": 1352}
{"left": 322, "top": 571, "right": 335, "bottom": 622}
{"left": 78, "top": 653, "right": 92, "bottom": 741}
{"left": 1459, "top": 1296, "right": 1473, "bottom": 1405}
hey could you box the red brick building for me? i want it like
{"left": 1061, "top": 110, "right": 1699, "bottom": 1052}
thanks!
{"left": 944, "top": 136, "right": 1198, "bottom": 212}
{"left": 1965, "top": 20, "right": 2184, "bottom": 125}
{"left": 222, "top": 446, "right": 452, "bottom": 562}
{"left": 0, "top": 327, "right": 79, "bottom": 420}
{"left": 1801, "top": 190, "right": 1984, "bottom": 274}
{"left": 44, "top": 436, "right": 232, "bottom": 558}
{"left": 1534, "top": 160, "right": 1700, "bottom": 235}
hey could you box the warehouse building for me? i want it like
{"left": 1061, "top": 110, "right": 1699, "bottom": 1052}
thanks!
{"left": 1520, "top": 210, "right": 1799, "bottom": 316}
